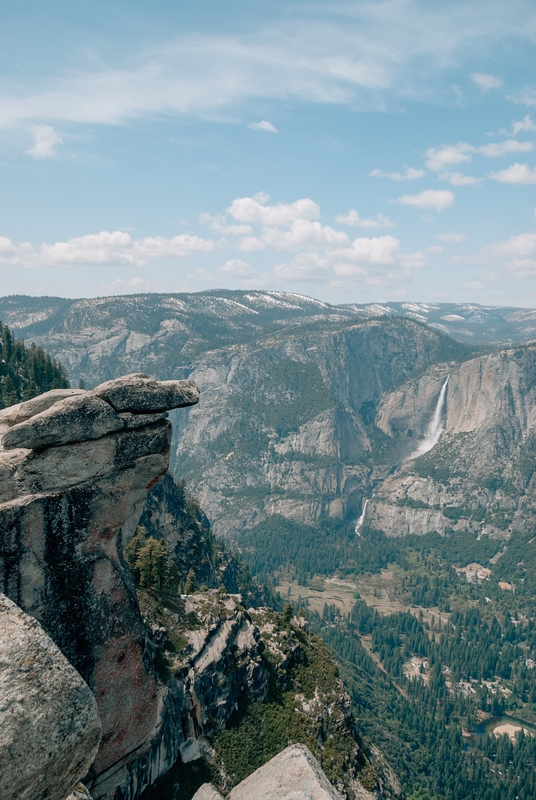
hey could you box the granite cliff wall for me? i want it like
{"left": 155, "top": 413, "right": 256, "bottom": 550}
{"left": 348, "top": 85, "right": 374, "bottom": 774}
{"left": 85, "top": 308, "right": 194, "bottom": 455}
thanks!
{"left": 365, "top": 346, "right": 536, "bottom": 538}
{"left": 0, "top": 374, "right": 199, "bottom": 799}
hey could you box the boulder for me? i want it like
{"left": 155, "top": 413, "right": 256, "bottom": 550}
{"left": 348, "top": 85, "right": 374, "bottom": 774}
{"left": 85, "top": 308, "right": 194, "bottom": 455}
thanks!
{"left": 192, "top": 786, "right": 224, "bottom": 800}
{"left": 66, "top": 785, "right": 94, "bottom": 800}
{"left": 92, "top": 374, "right": 199, "bottom": 412}
{"left": 0, "top": 593, "right": 101, "bottom": 800}
{"left": 227, "top": 745, "right": 343, "bottom": 800}
{"left": 2, "top": 394, "right": 123, "bottom": 450}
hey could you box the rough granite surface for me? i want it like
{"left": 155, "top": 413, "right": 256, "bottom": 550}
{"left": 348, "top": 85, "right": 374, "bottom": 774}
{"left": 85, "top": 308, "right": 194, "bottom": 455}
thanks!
{"left": 192, "top": 745, "right": 343, "bottom": 800}
{"left": 0, "top": 374, "right": 199, "bottom": 800}
{"left": 0, "top": 593, "right": 101, "bottom": 800}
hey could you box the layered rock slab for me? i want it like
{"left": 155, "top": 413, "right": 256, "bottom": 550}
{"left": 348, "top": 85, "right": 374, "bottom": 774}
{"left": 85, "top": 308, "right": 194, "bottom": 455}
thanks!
{"left": 0, "top": 593, "right": 101, "bottom": 800}
{"left": 0, "top": 374, "right": 199, "bottom": 798}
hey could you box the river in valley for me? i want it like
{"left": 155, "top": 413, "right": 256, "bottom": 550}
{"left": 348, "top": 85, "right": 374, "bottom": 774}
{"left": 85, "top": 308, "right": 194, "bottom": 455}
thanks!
{"left": 474, "top": 714, "right": 536, "bottom": 740}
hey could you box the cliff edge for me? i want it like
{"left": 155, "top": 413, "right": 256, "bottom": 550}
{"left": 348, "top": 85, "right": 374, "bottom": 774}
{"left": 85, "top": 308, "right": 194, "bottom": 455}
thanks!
{"left": 0, "top": 374, "right": 199, "bottom": 799}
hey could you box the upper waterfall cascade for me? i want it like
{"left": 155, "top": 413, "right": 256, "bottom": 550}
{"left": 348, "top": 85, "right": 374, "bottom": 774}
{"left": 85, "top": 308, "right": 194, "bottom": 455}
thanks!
{"left": 355, "top": 498, "right": 369, "bottom": 534}
{"left": 406, "top": 375, "right": 450, "bottom": 461}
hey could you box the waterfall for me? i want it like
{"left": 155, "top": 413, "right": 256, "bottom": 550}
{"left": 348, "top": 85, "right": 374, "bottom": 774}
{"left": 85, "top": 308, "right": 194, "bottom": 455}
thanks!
{"left": 355, "top": 498, "right": 369, "bottom": 535}
{"left": 406, "top": 375, "right": 449, "bottom": 461}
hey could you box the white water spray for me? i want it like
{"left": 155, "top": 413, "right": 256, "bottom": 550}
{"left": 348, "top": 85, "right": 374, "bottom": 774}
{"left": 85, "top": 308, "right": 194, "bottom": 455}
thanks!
{"left": 406, "top": 376, "right": 449, "bottom": 461}
{"left": 355, "top": 498, "right": 369, "bottom": 535}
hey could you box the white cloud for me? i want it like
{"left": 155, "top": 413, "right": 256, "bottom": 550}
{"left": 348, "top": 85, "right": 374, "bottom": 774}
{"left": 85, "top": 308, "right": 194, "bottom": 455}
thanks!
{"left": 227, "top": 193, "right": 320, "bottom": 226}
{"left": 370, "top": 167, "right": 425, "bottom": 180}
{"left": 427, "top": 245, "right": 443, "bottom": 253}
{"left": 248, "top": 120, "right": 278, "bottom": 133}
{"left": 505, "top": 115, "right": 536, "bottom": 136}
{"left": 477, "top": 232, "right": 536, "bottom": 275}
{"left": 199, "top": 212, "right": 253, "bottom": 235}
{"left": 0, "top": 230, "right": 215, "bottom": 267}
{"left": 425, "top": 139, "right": 535, "bottom": 173}
{"left": 479, "top": 139, "right": 534, "bottom": 157}
{"left": 438, "top": 171, "right": 482, "bottom": 186}
{"left": 218, "top": 259, "right": 255, "bottom": 276}
{"left": 334, "top": 235, "right": 402, "bottom": 267}
{"left": 261, "top": 220, "right": 349, "bottom": 251}
{"left": 1, "top": 4, "right": 535, "bottom": 129}
{"left": 435, "top": 232, "right": 467, "bottom": 242}
{"left": 488, "top": 163, "right": 536, "bottom": 184}
{"left": 395, "top": 190, "right": 455, "bottom": 212}
{"left": 508, "top": 88, "right": 536, "bottom": 107}
{"left": 334, "top": 209, "right": 395, "bottom": 228}
{"left": 470, "top": 72, "right": 503, "bottom": 91}
{"left": 24, "top": 124, "right": 63, "bottom": 159}
{"left": 425, "top": 143, "right": 475, "bottom": 171}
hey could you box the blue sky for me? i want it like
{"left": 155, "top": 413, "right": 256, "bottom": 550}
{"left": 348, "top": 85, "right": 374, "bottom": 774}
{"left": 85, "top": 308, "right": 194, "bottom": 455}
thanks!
{"left": 1, "top": 0, "right": 536, "bottom": 305}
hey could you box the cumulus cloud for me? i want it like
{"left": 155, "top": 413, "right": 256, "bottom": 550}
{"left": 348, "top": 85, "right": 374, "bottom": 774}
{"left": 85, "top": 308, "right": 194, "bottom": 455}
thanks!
{"left": 334, "top": 209, "right": 395, "bottom": 228}
{"left": 424, "top": 139, "right": 532, "bottom": 173}
{"left": 479, "top": 139, "right": 534, "bottom": 157}
{"left": 207, "top": 192, "right": 427, "bottom": 287}
{"left": 489, "top": 163, "right": 536, "bottom": 184}
{"left": 505, "top": 115, "right": 536, "bottom": 136}
{"left": 248, "top": 120, "right": 278, "bottom": 132}
{"left": 24, "top": 124, "right": 63, "bottom": 159}
{"left": 218, "top": 259, "right": 255, "bottom": 276}
{"left": 470, "top": 72, "right": 503, "bottom": 91}
{"left": 227, "top": 193, "right": 320, "bottom": 226}
{"left": 508, "top": 88, "right": 536, "bottom": 107}
{"left": 262, "top": 219, "right": 349, "bottom": 250}
{"left": 370, "top": 167, "right": 425, "bottom": 180}
{"left": 435, "top": 232, "right": 467, "bottom": 242}
{"left": 395, "top": 190, "right": 455, "bottom": 212}
{"left": 424, "top": 143, "right": 475, "bottom": 171}
{"left": 438, "top": 171, "right": 482, "bottom": 186}
{"left": 273, "top": 234, "right": 425, "bottom": 284}
{"left": 477, "top": 232, "right": 536, "bottom": 275}
{"left": 199, "top": 212, "right": 253, "bottom": 235}
{"left": 0, "top": 231, "right": 215, "bottom": 267}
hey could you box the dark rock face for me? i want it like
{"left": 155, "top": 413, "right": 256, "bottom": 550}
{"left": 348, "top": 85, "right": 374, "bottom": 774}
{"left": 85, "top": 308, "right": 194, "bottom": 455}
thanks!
{"left": 139, "top": 473, "right": 270, "bottom": 606}
{"left": 0, "top": 375, "right": 199, "bottom": 797}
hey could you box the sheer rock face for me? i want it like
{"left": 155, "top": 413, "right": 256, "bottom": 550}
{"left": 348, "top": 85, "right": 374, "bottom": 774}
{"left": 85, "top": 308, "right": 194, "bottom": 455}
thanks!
{"left": 193, "top": 744, "right": 343, "bottom": 800}
{"left": 366, "top": 347, "right": 536, "bottom": 538}
{"left": 0, "top": 374, "right": 199, "bottom": 795}
{"left": 0, "top": 593, "right": 101, "bottom": 800}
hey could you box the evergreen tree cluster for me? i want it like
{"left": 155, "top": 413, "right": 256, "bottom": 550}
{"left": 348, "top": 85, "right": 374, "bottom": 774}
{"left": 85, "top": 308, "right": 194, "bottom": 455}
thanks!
{"left": 309, "top": 596, "right": 536, "bottom": 800}
{"left": 0, "top": 320, "right": 69, "bottom": 408}
{"left": 125, "top": 526, "right": 180, "bottom": 594}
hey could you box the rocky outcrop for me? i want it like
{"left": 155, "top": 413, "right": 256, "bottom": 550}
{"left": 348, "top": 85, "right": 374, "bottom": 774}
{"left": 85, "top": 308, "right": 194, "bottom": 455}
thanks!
{"left": 194, "top": 744, "right": 344, "bottom": 800}
{"left": 0, "top": 593, "right": 101, "bottom": 800}
{"left": 0, "top": 374, "right": 199, "bottom": 799}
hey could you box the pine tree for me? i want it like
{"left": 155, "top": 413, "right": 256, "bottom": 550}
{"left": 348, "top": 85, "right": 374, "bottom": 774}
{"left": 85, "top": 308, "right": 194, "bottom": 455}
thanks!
{"left": 1, "top": 374, "right": 18, "bottom": 407}
{"left": 136, "top": 537, "right": 169, "bottom": 592}
{"left": 0, "top": 320, "right": 69, "bottom": 408}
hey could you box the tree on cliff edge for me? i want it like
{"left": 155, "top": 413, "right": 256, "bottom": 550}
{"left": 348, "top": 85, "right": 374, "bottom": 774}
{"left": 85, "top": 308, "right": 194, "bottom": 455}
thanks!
{"left": 0, "top": 320, "right": 69, "bottom": 408}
